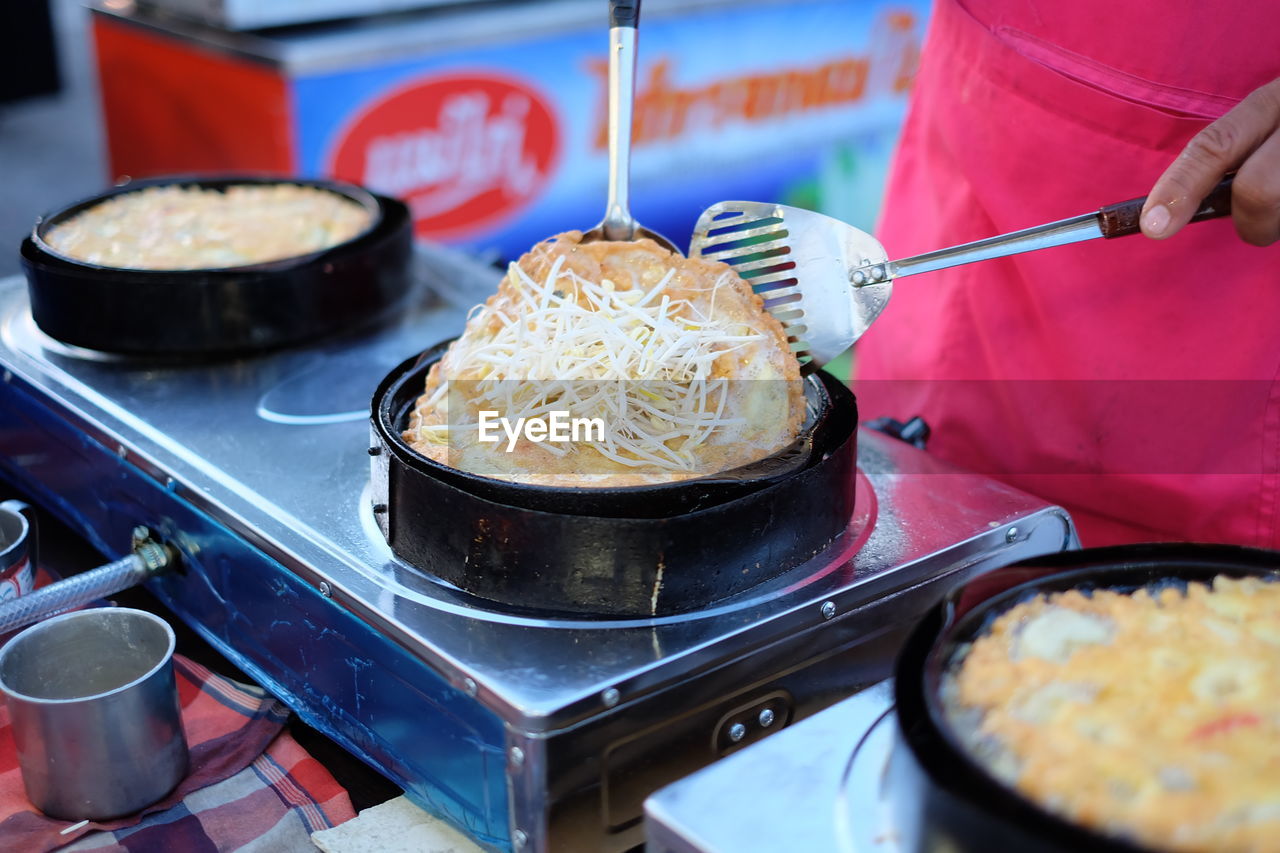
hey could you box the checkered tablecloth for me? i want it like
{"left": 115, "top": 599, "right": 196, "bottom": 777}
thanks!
{"left": 0, "top": 654, "right": 355, "bottom": 851}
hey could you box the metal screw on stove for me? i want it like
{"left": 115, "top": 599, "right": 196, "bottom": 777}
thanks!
{"left": 1005, "top": 526, "right": 1020, "bottom": 543}
{"left": 821, "top": 600, "right": 836, "bottom": 620}
{"left": 601, "top": 688, "right": 620, "bottom": 708}
{"left": 463, "top": 677, "right": 478, "bottom": 698}
{"left": 116, "top": 444, "right": 128, "bottom": 459}
{"left": 728, "top": 723, "right": 747, "bottom": 742}
{"left": 758, "top": 708, "right": 776, "bottom": 728}
{"left": 513, "top": 830, "right": 529, "bottom": 850}
{"left": 319, "top": 581, "right": 332, "bottom": 598}
{"left": 509, "top": 746, "right": 525, "bottom": 768}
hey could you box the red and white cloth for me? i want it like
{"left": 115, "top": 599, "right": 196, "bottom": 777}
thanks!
{"left": 0, "top": 655, "right": 355, "bottom": 852}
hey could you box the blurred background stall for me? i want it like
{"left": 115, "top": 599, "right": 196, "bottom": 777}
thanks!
{"left": 2, "top": 0, "right": 928, "bottom": 277}
{"left": 0, "top": 1, "right": 102, "bottom": 276}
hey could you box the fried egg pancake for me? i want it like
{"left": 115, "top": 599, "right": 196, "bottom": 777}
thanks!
{"left": 404, "top": 230, "right": 804, "bottom": 486}
{"left": 947, "top": 576, "right": 1280, "bottom": 853}
{"left": 45, "top": 184, "right": 371, "bottom": 270}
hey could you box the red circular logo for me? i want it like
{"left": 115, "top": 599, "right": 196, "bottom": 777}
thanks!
{"left": 329, "top": 72, "right": 560, "bottom": 241}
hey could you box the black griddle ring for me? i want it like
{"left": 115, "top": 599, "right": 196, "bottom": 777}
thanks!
{"left": 370, "top": 344, "right": 858, "bottom": 618}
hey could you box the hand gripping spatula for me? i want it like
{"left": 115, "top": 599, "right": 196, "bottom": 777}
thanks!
{"left": 690, "top": 175, "right": 1233, "bottom": 370}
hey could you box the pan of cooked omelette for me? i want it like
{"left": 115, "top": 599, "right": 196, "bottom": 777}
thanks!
{"left": 21, "top": 175, "right": 413, "bottom": 357}
{"left": 891, "top": 543, "right": 1280, "bottom": 853}
{"left": 369, "top": 230, "right": 858, "bottom": 617}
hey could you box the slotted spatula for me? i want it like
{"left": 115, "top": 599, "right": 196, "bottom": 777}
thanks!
{"left": 690, "top": 176, "right": 1234, "bottom": 370}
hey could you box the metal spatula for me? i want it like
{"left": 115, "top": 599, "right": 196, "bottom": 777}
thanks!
{"left": 581, "top": 0, "right": 680, "bottom": 254}
{"left": 691, "top": 176, "right": 1234, "bottom": 370}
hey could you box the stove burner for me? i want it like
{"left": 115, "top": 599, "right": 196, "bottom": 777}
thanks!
{"left": 8, "top": 311, "right": 149, "bottom": 364}
{"left": 257, "top": 351, "right": 410, "bottom": 425}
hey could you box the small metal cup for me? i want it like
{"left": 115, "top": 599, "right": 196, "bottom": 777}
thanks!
{"left": 0, "top": 500, "right": 36, "bottom": 601}
{"left": 0, "top": 607, "right": 190, "bottom": 820}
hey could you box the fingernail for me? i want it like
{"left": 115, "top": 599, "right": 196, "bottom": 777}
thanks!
{"left": 1142, "top": 203, "right": 1171, "bottom": 237}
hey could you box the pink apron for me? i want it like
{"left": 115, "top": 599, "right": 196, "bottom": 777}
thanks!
{"left": 854, "top": 0, "right": 1280, "bottom": 546}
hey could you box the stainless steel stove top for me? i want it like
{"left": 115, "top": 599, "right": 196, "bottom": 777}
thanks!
{"left": 0, "top": 254, "right": 1077, "bottom": 852}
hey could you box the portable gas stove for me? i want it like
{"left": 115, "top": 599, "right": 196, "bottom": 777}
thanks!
{"left": 0, "top": 251, "right": 1076, "bottom": 853}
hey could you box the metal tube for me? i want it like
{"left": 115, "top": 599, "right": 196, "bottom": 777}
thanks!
{"left": 0, "top": 541, "right": 172, "bottom": 635}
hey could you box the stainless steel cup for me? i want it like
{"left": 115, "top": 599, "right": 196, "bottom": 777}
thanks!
{"left": 0, "top": 607, "right": 190, "bottom": 820}
{"left": 0, "top": 500, "right": 36, "bottom": 601}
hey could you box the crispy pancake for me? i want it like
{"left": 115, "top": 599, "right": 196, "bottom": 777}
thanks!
{"left": 404, "top": 231, "right": 804, "bottom": 486}
{"left": 946, "top": 576, "right": 1280, "bottom": 853}
{"left": 45, "top": 184, "right": 371, "bottom": 270}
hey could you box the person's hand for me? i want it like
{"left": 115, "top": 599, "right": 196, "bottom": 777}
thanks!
{"left": 1141, "top": 77, "right": 1280, "bottom": 246}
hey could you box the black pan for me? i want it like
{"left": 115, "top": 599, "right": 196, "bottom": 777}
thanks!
{"left": 891, "top": 543, "right": 1280, "bottom": 853}
{"left": 369, "top": 343, "right": 859, "bottom": 617}
{"left": 21, "top": 175, "right": 413, "bottom": 357}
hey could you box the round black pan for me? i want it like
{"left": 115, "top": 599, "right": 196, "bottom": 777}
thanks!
{"left": 21, "top": 175, "right": 413, "bottom": 358}
{"left": 891, "top": 543, "right": 1280, "bottom": 853}
{"left": 370, "top": 344, "right": 859, "bottom": 617}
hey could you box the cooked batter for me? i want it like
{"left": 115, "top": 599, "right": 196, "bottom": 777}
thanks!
{"left": 405, "top": 231, "right": 804, "bottom": 486}
{"left": 947, "top": 575, "right": 1280, "bottom": 853}
{"left": 45, "top": 184, "right": 372, "bottom": 270}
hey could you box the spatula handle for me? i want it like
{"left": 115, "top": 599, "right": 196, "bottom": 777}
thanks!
{"left": 602, "top": 0, "right": 641, "bottom": 241}
{"left": 610, "top": 0, "right": 640, "bottom": 26}
{"left": 870, "top": 212, "right": 1102, "bottom": 283}
{"left": 868, "top": 173, "right": 1239, "bottom": 284}
{"left": 1097, "top": 173, "right": 1234, "bottom": 238}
